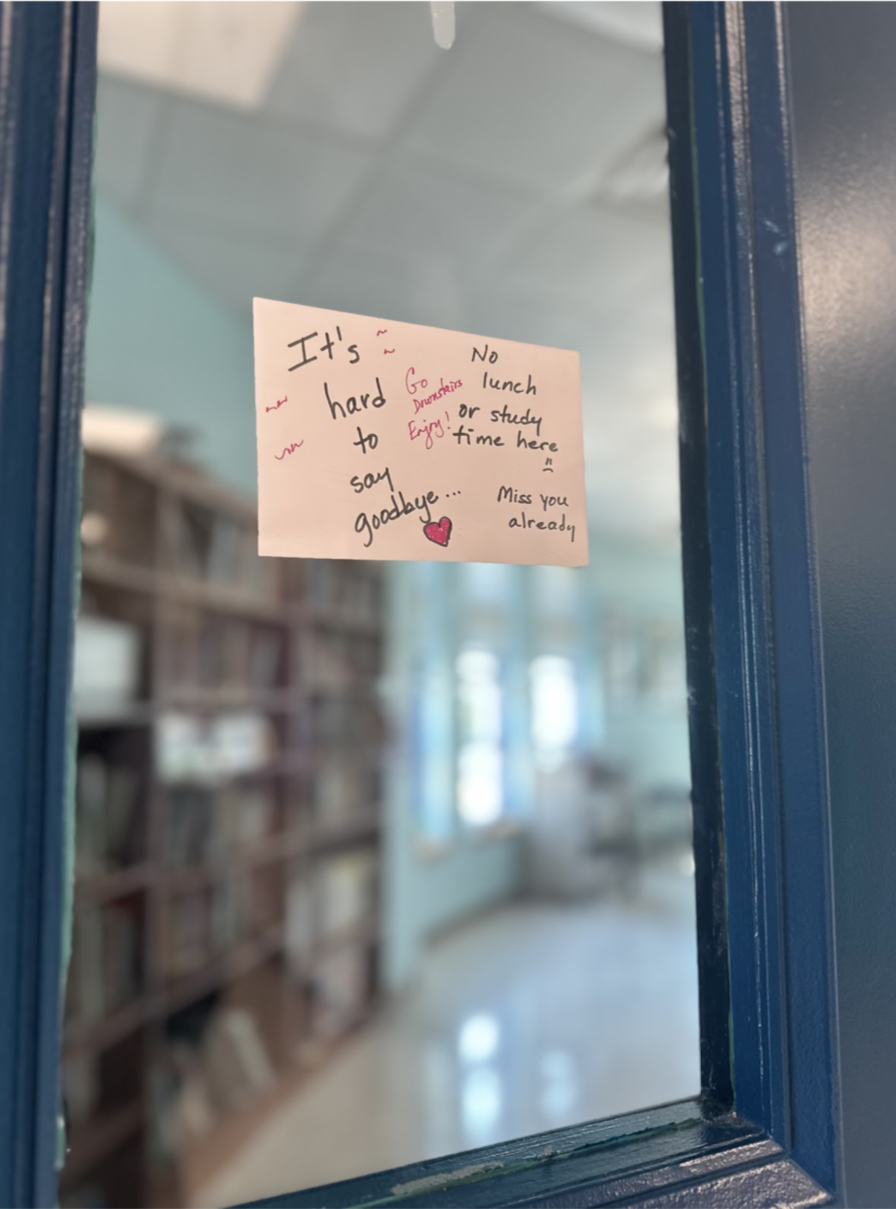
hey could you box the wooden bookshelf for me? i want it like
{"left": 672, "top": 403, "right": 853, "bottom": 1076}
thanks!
{"left": 61, "top": 449, "right": 385, "bottom": 1208}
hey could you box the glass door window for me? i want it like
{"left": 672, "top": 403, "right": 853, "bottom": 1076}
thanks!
{"left": 63, "top": 4, "right": 697, "bottom": 1205}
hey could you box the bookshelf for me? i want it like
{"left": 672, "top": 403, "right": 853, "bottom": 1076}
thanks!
{"left": 62, "top": 449, "right": 385, "bottom": 1208}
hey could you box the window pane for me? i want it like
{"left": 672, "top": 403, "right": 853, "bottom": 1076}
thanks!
{"left": 63, "top": 4, "right": 699, "bottom": 1205}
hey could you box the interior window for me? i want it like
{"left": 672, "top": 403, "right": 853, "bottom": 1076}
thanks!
{"left": 62, "top": 4, "right": 699, "bottom": 1205}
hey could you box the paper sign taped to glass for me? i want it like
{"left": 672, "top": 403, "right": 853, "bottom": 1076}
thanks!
{"left": 254, "top": 299, "right": 589, "bottom": 567}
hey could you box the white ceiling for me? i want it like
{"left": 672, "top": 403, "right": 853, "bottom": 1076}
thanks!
{"left": 93, "top": 0, "right": 680, "bottom": 543}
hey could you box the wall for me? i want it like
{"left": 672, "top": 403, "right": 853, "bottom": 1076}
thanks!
{"left": 589, "top": 534, "right": 690, "bottom": 791}
{"left": 382, "top": 564, "right": 525, "bottom": 991}
{"left": 85, "top": 196, "right": 255, "bottom": 495}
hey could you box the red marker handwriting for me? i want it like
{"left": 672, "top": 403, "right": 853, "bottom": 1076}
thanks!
{"left": 383, "top": 348, "right": 395, "bottom": 355}
{"left": 376, "top": 329, "right": 388, "bottom": 336}
{"left": 408, "top": 416, "right": 445, "bottom": 450}
{"left": 266, "top": 396, "right": 287, "bottom": 413}
{"left": 411, "top": 375, "right": 461, "bottom": 413}
{"left": 406, "top": 367, "right": 427, "bottom": 396}
{"left": 275, "top": 441, "right": 304, "bottom": 460}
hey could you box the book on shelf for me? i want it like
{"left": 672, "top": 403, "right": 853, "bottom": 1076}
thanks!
{"left": 174, "top": 502, "right": 217, "bottom": 581}
{"left": 67, "top": 903, "right": 141, "bottom": 1028}
{"left": 315, "top": 853, "right": 377, "bottom": 941}
{"left": 203, "top": 1007, "right": 275, "bottom": 1112}
{"left": 81, "top": 444, "right": 157, "bottom": 568}
{"left": 103, "top": 904, "right": 141, "bottom": 1011}
{"left": 235, "top": 785, "right": 277, "bottom": 846}
{"left": 206, "top": 516, "right": 242, "bottom": 584}
{"left": 75, "top": 753, "right": 141, "bottom": 876}
{"left": 164, "top": 892, "right": 208, "bottom": 978}
{"left": 166, "top": 787, "right": 213, "bottom": 868}
{"left": 311, "top": 949, "right": 370, "bottom": 1039}
{"left": 62, "top": 1053, "right": 100, "bottom": 1127}
{"left": 249, "top": 626, "right": 285, "bottom": 690}
{"left": 285, "top": 879, "right": 313, "bottom": 975}
{"left": 245, "top": 867, "right": 282, "bottom": 933}
{"left": 209, "top": 881, "right": 243, "bottom": 956}
{"left": 308, "top": 698, "right": 382, "bottom": 748}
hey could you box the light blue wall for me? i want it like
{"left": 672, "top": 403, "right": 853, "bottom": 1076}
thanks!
{"left": 85, "top": 197, "right": 255, "bottom": 496}
{"left": 382, "top": 564, "right": 524, "bottom": 992}
{"left": 588, "top": 535, "right": 691, "bottom": 792}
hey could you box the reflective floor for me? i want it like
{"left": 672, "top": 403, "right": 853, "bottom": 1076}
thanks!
{"left": 198, "top": 854, "right": 699, "bottom": 1206}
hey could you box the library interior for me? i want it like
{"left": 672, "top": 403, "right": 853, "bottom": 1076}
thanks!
{"left": 62, "top": 4, "right": 700, "bottom": 1206}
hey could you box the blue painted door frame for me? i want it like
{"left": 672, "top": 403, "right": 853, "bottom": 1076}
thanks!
{"left": 1, "top": 2, "right": 894, "bottom": 1206}
{"left": 0, "top": 4, "right": 97, "bottom": 1208}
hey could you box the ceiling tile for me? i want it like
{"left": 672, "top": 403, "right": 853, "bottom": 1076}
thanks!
{"left": 300, "top": 243, "right": 476, "bottom": 334}
{"left": 537, "top": 2, "right": 664, "bottom": 55}
{"left": 94, "top": 75, "right": 167, "bottom": 209}
{"left": 468, "top": 291, "right": 639, "bottom": 368}
{"left": 338, "top": 161, "right": 541, "bottom": 275}
{"left": 150, "top": 99, "right": 372, "bottom": 239}
{"left": 497, "top": 205, "right": 671, "bottom": 311}
{"left": 142, "top": 211, "right": 308, "bottom": 318}
{"left": 264, "top": 2, "right": 444, "bottom": 142}
{"left": 403, "top": 7, "right": 664, "bottom": 198}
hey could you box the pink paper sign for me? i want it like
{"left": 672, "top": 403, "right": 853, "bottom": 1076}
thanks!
{"left": 254, "top": 299, "right": 589, "bottom": 567}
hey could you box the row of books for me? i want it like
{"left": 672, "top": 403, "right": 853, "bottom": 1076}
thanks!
{"left": 151, "top": 997, "right": 279, "bottom": 1163}
{"left": 304, "top": 698, "right": 384, "bottom": 748}
{"left": 299, "top": 630, "right": 382, "bottom": 692}
{"left": 166, "top": 784, "right": 279, "bottom": 868}
{"left": 75, "top": 752, "right": 143, "bottom": 875}
{"left": 75, "top": 753, "right": 376, "bottom": 881}
{"left": 163, "top": 615, "right": 286, "bottom": 694}
{"left": 80, "top": 453, "right": 275, "bottom": 599}
{"left": 80, "top": 454, "right": 387, "bottom": 623}
{"left": 161, "top": 873, "right": 282, "bottom": 979}
{"left": 161, "top": 852, "right": 376, "bottom": 983}
{"left": 156, "top": 711, "right": 279, "bottom": 784}
{"left": 67, "top": 847, "right": 376, "bottom": 1016}
{"left": 81, "top": 454, "right": 156, "bottom": 568}
{"left": 310, "top": 762, "right": 380, "bottom": 829}
{"left": 171, "top": 500, "right": 279, "bottom": 598}
{"left": 288, "top": 561, "right": 381, "bottom": 625}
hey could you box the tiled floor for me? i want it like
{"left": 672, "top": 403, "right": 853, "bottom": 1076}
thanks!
{"left": 198, "top": 856, "right": 700, "bottom": 1207}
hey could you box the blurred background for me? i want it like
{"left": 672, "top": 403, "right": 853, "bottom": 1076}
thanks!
{"left": 63, "top": 4, "right": 698, "bottom": 1207}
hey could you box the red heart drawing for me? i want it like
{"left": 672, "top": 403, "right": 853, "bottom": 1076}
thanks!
{"left": 424, "top": 517, "right": 452, "bottom": 547}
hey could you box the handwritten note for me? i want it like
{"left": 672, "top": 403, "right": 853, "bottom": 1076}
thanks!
{"left": 254, "top": 299, "right": 588, "bottom": 567}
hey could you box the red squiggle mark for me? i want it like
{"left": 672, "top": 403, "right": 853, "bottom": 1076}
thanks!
{"left": 383, "top": 348, "right": 395, "bottom": 355}
{"left": 266, "top": 396, "right": 287, "bottom": 413}
{"left": 275, "top": 441, "right": 304, "bottom": 460}
{"left": 376, "top": 329, "right": 388, "bottom": 336}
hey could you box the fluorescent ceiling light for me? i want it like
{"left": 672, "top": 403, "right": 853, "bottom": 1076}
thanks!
{"left": 97, "top": 1, "right": 303, "bottom": 110}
